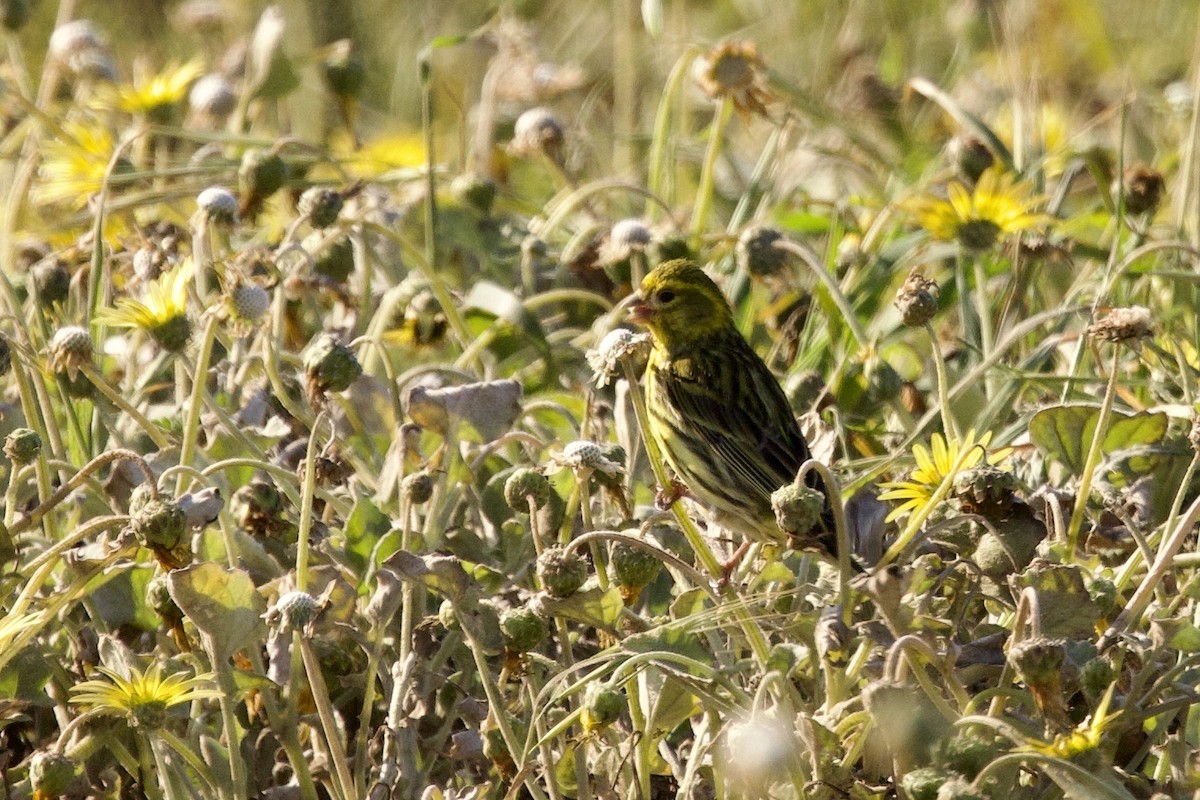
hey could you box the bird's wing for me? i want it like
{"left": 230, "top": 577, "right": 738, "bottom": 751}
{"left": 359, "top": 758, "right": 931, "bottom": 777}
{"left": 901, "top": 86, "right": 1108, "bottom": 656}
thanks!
{"left": 659, "top": 337, "right": 810, "bottom": 502}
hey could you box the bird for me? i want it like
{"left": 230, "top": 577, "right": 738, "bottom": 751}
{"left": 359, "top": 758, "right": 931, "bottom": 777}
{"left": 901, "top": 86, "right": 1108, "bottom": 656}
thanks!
{"left": 626, "top": 258, "right": 836, "bottom": 573}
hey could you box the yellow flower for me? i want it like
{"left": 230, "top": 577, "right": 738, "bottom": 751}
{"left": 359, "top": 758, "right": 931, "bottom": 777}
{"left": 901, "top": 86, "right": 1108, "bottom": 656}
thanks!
{"left": 70, "top": 661, "right": 222, "bottom": 729}
{"left": 34, "top": 120, "right": 126, "bottom": 208}
{"left": 1017, "top": 684, "right": 1119, "bottom": 759}
{"left": 878, "top": 430, "right": 1008, "bottom": 522}
{"left": 97, "top": 260, "right": 193, "bottom": 351}
{"left": 906, "top": 168, "right": 1048, "bottom": 251}
{"left": 100, "top": 59, "right": 204, "bottom": 122}
{"left": 991, "top": 103, "right": 1071, "bottom": 177}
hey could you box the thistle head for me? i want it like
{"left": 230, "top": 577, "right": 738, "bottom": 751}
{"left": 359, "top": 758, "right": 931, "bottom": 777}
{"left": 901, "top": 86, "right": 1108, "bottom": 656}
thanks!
{"left": 627, "top": 260, "right": 733, "bottom": 351}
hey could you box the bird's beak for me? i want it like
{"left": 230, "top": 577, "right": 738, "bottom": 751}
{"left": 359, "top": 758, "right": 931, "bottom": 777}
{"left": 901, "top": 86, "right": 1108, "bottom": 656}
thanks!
{"left": 619, "top": 292, "right": 652, "bottom": 324}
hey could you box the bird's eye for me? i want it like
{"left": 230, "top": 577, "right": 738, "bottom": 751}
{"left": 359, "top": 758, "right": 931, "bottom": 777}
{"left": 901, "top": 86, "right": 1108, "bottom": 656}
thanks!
{"left": 657, "top": 290, "right": 676, "bottom": 304}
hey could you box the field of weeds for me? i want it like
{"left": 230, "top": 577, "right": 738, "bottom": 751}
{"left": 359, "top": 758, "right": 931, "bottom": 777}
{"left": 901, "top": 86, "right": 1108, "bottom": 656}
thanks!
{"left": 2, "top": 1, "right": 1200, "bottom": 798}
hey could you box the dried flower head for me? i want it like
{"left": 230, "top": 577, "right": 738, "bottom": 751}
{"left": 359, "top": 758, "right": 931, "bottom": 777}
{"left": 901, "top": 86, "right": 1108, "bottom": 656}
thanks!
{"left": 48, "top": 19, "right": 114, "bottom": 80}
{"left": 1087, "top": 306, "right": 1152, "bottom": 343}
{"left": 549, "top": 440, "right": 624, "bottom": 476}
{"left": 587, "top": 328, "right": 650, "bottom": 387}
{"left": 894, "top": 269, "right": 940, "bottom": 327}
{"left": 47, "top": 325, "right": 93, "bottom": 381}
{"left": 189, "top": 73, "right": 237, "bottom": 124}
{"left": 510, "top": 107, "right": 564, "bottom": 160}
{"left": 599, "top": 218, "right": 653, "bottom": 265}
{"left": 1117, "top": 164, "right": 1165, "bottom": 217}
{"left": 736, "top": 226, "right": 788, "bottom": 278}
{"left": 195, "top": 185, "right": 238, "bottom": 224}
{"left": 693, "top": 40, "right": 773, "bottom": 117}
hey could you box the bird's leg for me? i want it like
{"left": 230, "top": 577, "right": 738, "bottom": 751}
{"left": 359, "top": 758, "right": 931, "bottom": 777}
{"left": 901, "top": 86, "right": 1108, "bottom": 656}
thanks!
{"left": 655, "top": 478, "right": 691, "bottom": 510}
{"left": 718, "top": 540, "right": 753, "bottom": 589}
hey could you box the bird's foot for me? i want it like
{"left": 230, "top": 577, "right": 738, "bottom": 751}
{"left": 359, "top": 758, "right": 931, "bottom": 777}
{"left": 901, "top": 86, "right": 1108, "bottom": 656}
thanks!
{"left": 716, "top": 540, "right": 753, "bottom": 590}
{"left": 654, "top": 479, "right": 689, "bottom": 510}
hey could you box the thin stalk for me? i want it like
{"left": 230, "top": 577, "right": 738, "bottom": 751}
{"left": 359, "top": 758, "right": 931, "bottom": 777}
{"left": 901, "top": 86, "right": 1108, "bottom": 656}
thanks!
{"left": 775, "top": 239, "right": 869, "bottom": 349}
{"left": 1065, "top": 348, "right": 1121, "bottom": 560}
{"left": 689, "top": 96, "right": 733, "bottom": 241}
{"left": 79, "top": 364, "right": 170, "bottom": 450}
{"left": 207, "top": 636, "right": 248, "bottom": 800}
{"left": 175, "top": 313, "right": 220, "bottom": 497}
{"left": 295, "top": 411, "right": 329, "bottom": 592}
{"left": 973, "top": 257, "right": 996, "bottom": 398}
{"left": 925, "top": 321, "right": 958, "bottom": 439}
{"left": 299, "top": 635, "right": 355, "bottom": 800}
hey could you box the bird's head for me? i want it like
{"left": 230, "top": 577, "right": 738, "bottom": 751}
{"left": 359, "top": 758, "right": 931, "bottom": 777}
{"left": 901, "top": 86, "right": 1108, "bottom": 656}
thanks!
{"left": 626, "top": 259, "right": 734, "bottom": 351}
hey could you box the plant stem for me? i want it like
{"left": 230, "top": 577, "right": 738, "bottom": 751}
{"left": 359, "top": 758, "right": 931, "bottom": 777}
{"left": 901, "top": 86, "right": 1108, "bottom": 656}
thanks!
{"left": 925, "top": 321, "right": 958, "bottom": 440}
{"left": 295, "top": 411, "right": 328, "bottom": 592}
{"left": 175, "top": 313, "right": 220, "bottom": 497}
{"left": 1065, "top": 347, "right": 1120, "bottom": 559}
{"left": 689, "top": 96, "right": 733, "bottom": 241}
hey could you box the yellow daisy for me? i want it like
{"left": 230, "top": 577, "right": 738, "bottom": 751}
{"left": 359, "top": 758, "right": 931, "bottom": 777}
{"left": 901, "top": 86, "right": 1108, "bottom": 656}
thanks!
{"left": 97, "top": 259, "right": 193, "bottom": 352}
{"left": 906, "top": 168, "right": 1049, "bottom": 251}
{"left": 878, "top": 429, "right": 1009, "bottom": 522}
{"left": 100, "top": 59, "right": 204, "bottom": 123}
{"left": 70, "top": 661, "right": 222, "bottom": 730}
{"left": 34, "top": 120, "right": 127, "bottom": 208}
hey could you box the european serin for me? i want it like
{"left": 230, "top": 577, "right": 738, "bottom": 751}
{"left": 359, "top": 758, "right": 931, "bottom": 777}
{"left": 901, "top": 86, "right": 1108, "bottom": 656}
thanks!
{"left": 628, "top": 259, "right": 835, "bottom": 563}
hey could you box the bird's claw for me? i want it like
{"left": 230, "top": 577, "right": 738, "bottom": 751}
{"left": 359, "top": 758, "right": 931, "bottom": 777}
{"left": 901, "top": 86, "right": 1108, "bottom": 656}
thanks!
{"left": 654, "top": 480, "right": 688, "bottom": 510}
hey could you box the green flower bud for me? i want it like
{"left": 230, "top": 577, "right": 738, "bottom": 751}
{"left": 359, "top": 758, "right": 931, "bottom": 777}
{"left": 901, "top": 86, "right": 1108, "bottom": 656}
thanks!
{"left": 581, "top": 683, "right": 625, "bottom": 732}
{"left": 438, "top": 598, "right": 460, "bottom": 631}
{"left": 953, "top": 466, "right": 1018, "bottom": 518}
{"left": 239, "top": 148, "right": 288, "bottom": 201}
{"left": 536, "top": 546, "right": 587, "bottom": 598}
{"left": 267, "top": 590, "right": 321, "bottom": 632}
{"left": 900, "top": 768, "right": 955, "bottom": 800}
{"left": 736, "top": 226, "right": 787, "bottom": 279}
{"left": 402, "top": 471, "right": 435, "bottom": 504}
{"left": 504, "top": 468, "right": 551, "bottom": 513}
{"left": 949, "top": 135, "right": 994, "bottom": 183}
{"left": 231, "top": 480, "right": 290, "bottom": 540}
{"left": 147, "top": 573, "right": 183, "bottom": 626}
{"left": 305, "top": 233, "right": 355, "bottom": 282}
{"left": 322, "top": 41, "right": 365, "bottom": 101}
{"left": 1008, "top": 636, "right": 1066, "bottom": 689}
{"left": 770, "top": 483, "right": 825, "bottom": 536}
{"left": 0, "top": 333, "right": 11, "bottom": 376}
{"left": 130, "top": 498, "right": 188, "bottom": 552}
{"left": 1, "top": 0, "right": 30, "bottom": 32}
{"left": 29, "top": 749, "right": 79, "bottom": 798}
{"left": 609, "top": 542, "right": 661, "bottom": 603}
{"left": 1078, "top": 656, "right": 1117, "bottom": 706}
{"left": 499, "top": 605, "right": 547, "bottom": 653}
{"left": 303, "top": 332, "right": 362, "bottom": 398}
{"left": 935, "top": 776, "right": 985, "bottom": 800}
{"left": 32, "top": 260, "right": 70, "bottom": 307}
{"left": 297, "top": 186, "right": 344, "bottom": 229}
{"left": 450, "top": 172, "right": 497, "bottom": 214}
{"left": 4, "top": 427, "right": 41, "bottom": 465}
{"left": 938, "top": 734, "right": 998, "bottom": 780}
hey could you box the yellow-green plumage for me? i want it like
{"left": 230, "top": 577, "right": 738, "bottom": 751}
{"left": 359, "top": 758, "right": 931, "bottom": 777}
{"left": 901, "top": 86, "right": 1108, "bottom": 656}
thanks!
{"left": 631, "top": 259, "right": 833, "bottom": 553}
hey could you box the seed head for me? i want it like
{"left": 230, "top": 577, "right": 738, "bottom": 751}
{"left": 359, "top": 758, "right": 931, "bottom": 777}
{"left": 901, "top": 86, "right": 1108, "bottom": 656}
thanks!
{"left": 47, "top": 325, "right": 93, "bottom": 381}
{"left": 895, "top": 269, "right": 940, "bottom": 327}
{"left": 510, "top": 107, "right": 565, "bottom": 159}
{"left": 609, "top": 542, "right": 661, "bottom": 603}
{"left": 550, "top": 440, "right": 624, "bottom": 476}
{"left": 499, "top": 605, "right": 547, "bottom": 653}
{"left": 189, "top": 73, "right": 237, "bottom": 122}
{"left": 228, "top": 281, "right": 270, "bottom": 324}
{"left": 536, "top": 546, "right": 588, "bottom": 598}
{"left": 770, "top": 483, "right": 825, "bottom": 536}
{"left": 587, "top": 328, "right": 650, "bottom": 387}
{"left": 949, "top": 135, "right": 994, "bottom": 183}
{"left": 1087, "top": 306, "right": 1152, "bottom": 343}
{"left": 1117, "top": 164, "right": 1165, "bottom": 217}
{"left": 196, "top": 186, "right": 238, "bottom": 224}
{"left": 297, "top": 186, "right": 344, "bottom": 229}
{"left": 4, "top": 428, "right": 42, "bottom": 465}
{"left": 504, "top": 467, "right": 552, "bottom": 512}
{"left": 303, "top": 332, "right": 362, "bottom": 403}
{"left": 693, "top": 40, "right": 773, "bottom": 116}
{"left": 736, "top": 226, "right": 788, "bottom": 278}
{"left": 402, "top": 471, "right": 435, "bottom": 504}
{"left": 599, "top": 218, "right": 652, "bottom": 265}
{"left": 266, "top": 590, "right": 322, "bottom": 632}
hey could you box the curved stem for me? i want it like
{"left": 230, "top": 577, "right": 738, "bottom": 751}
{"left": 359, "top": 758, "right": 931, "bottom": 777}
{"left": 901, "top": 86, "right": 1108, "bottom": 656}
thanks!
{"left": 175, "top": 313, "right": 220, "bottom": 497}
{"left": 1065, "top": 347, "right": 1121, "bottom": 559}
{"left": 690, "top": 97, "right": 733, "bottom": 240}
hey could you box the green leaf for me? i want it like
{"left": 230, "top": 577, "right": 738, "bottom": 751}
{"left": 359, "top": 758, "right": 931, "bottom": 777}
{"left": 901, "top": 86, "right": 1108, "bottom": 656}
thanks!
{"left": 342, "top": 496, "right": 393, "bottom": 574}
{"left": 168, "top": 564, "right": 266, "bottom": 660}
{"left": 1029, "top": 405, "right": 1169, "bottom": 475}
{"left": 534, "top": 585, "right": 624, "bottom": 632}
